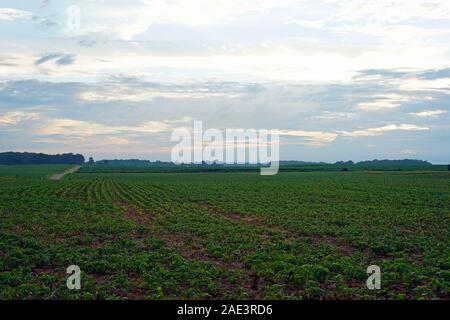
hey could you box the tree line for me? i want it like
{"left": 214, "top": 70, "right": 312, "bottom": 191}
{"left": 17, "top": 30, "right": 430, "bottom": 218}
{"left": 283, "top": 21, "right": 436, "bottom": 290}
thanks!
{"left": 0, "top": 152, "right": 85, "bottom": 165}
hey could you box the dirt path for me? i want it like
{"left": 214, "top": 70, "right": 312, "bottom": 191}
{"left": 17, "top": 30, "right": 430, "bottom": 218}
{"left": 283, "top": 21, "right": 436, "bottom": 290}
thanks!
{"left": 49, "top": 165, "right": 81, "bottom": 181}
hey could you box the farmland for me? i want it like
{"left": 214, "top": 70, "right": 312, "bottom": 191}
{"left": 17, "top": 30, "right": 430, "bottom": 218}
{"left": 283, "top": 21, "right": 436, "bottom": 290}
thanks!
{"left": 0, "top": 165, "right": 449, "bottom": 300}
{"left": 0, "top": 164, "right": 72, "bottom": 178}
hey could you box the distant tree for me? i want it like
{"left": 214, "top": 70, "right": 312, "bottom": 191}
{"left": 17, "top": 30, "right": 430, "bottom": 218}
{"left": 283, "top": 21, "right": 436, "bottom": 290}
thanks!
{"left": 0, "top": 152, "right": 85, "bottom": 165}
{"left": 336, "top": 161, "right": 354, "bottom": 165}
{"left": 448, "top": 164, "right": 450, "bottom": 171}
{"left": 88, "top": 157, "right": 94, "bottom": 164}
{"left": 356, "top": 159, "right": 431, "bottom": 166}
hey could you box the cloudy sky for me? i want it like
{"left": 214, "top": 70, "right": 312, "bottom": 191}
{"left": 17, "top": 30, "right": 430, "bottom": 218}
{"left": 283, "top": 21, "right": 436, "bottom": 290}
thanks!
{"left": 0, "top": 0, "right": 449, "bottom": 163}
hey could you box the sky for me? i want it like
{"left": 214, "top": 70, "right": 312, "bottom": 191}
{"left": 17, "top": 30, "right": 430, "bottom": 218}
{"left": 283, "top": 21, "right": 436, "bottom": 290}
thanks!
{"left": 0, "top": 0, "right": 449, "bottom": 163}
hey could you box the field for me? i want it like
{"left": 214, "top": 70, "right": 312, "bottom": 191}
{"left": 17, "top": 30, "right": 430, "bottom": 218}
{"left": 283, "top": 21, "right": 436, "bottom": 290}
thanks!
{"left": 0, "top": 165, "right": 72, "bottom": 178}
{"left": 0, "top": 165, "right": 449, "bottom": 300}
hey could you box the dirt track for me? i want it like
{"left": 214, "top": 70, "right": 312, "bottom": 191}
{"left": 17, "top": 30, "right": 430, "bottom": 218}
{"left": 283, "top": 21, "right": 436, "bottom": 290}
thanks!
{"left": 49, "top": 165, "right": 81, "bottom": 181}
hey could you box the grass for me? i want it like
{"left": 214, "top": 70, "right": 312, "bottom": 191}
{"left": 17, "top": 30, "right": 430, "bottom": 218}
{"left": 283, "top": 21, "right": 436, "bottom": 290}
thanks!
{"left": 0, "top": 165, "right": 448, "bottom": 299}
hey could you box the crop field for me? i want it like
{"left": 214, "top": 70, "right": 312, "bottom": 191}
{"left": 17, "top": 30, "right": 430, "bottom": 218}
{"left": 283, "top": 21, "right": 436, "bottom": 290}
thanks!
{"left": 0, "top": 165, "right": 449, "bottom": 300}
{"left": 0, "top": 165, "right": 72, "bottom": 178}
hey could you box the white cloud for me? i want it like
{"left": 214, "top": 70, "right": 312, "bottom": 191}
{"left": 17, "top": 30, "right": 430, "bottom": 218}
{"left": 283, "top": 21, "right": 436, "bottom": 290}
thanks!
{"left": 38, "top": 118, "right": 178, "bottom": 137}
{"left": 410, "top": 109, "right": 447, "bottom": 117}
{"left": 286, "top": 0, "right": 450, "bottom": 34}
{"left": 339, "top": 124, "right": 429, "bottom": 138}
{"left": 357, "top": 94, "right": 409, "bottom": 111}
{"left": 310, "top": 111, "right": 356, "bottom": 120}
{"left": 1, "top": 1, "right": 449, "bottom": 162}
{"left": 35, "top": 136, "right": 137, "bottom": 146}
{"left": 330, "top": 0, "right": 450, "bottom": 23}
{"left": 0, "top": 111, "right": 40, "bottom": 125}
{"left": 0, "top": 8, "right": 32, "bottom": 21}
{"left": 399, "top": 78, "right": 450, "bottom": 92}
{"left": 357, "top": 101, "right": 401, "bottom": 111}
{"left": 280, "top": 129, "right": 337, "bottom": 146}
{"left": 2, "top": 1, "right": 450, "bottom": 83}
{"left": 80, "top": 87, "right": 241, "bottom": 102}
{"left": 35, "top": 115, "right": 339, "bottom": 148}
{"left": 73, "top": 0, "right": 299, "bottom": 40}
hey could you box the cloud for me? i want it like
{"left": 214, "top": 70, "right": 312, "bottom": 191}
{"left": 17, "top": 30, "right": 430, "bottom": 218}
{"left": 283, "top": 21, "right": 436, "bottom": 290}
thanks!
{"left": 0, "top": 8, "right": 32, "bottom": 21}
{"left": 339, "top": 124, "right": 429, "bottom": 138}
{"left": 35, "top": 53, "right": 62, "bottom": 66}
{"left": 35, "top": 53, "right": 76, "bottom": 66}
{"left": 37, "top": 118, "right": 185, "bottom": 137}
{"left": 284, "top": 1, "right": 450, "bottom": 35}
{"left": 354, "top": 67, "right": 450, "bottom": 95}
{"left": 355, "top": 69, "right": 410, "bottom": 80}
{"left": 410, "top": 109, "right": 447, "bottom": 117}
{"left": 280, "top": 130, "right": 337, "bottom": 147}
{"left": 356, "top": 94, "right": 409, "bottom": 111}
{"left": 0, "top": 70, "right": 447, "bottom": 161}
{"left": 356, "top": 67, "right": 450, "bottom": 82}
{"left": 55, "top": 54, "right": 75, "bottom": 65}
{"left": 399, "top": 78, "right": 450, "bottom": 92}
{"left": 357, "top": 101, "right": 401, "bottom": 111}
{"left": 0, "top": 111, "right": 40, "bottom": 125}
{"left": 79, "top": 78, "right": 260, "bottom": 102}
{"left": 417, "top": 68, "right": 450, "bottom": 80}
{"left": 1, "top": 1, "right": 449, "bottom": 85}
{"left": 0, "top": 1, "right": 447, "bottom": 163}
{"left": 78, "top": 39, "right": 98, "bottom": 47}
{"left": 310, "top": 111, "right": 356, "bottom": 120}
{"left": 0, "top": 56, "right": 18, "bottom": 67}
{"left": 32, "top": 15, "right": 58, "bottom": 28}
{"left": 78, "top": 0, "right": 299, "bottom": 40}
